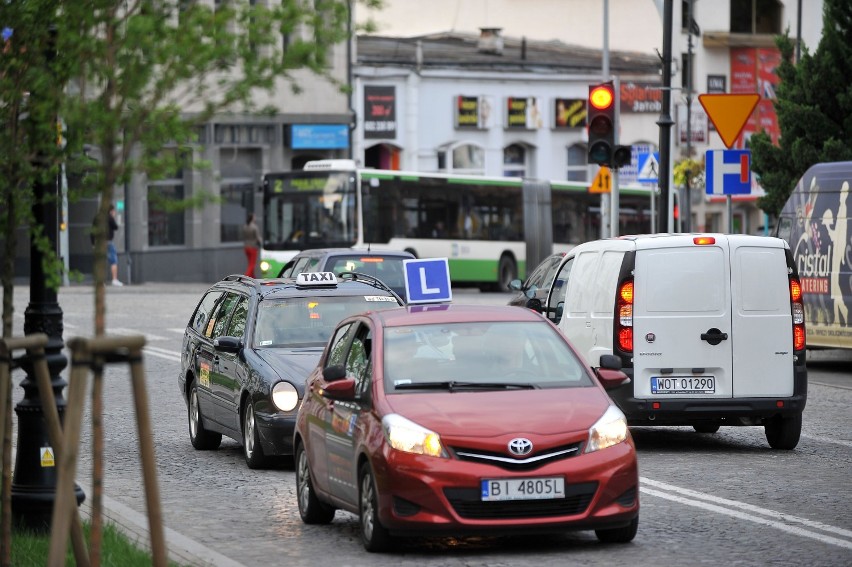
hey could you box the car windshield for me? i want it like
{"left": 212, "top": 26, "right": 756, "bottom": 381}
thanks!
{"left": 383, "top": 321, "right": 593, "bottom": 391}
{"left": 254, "top": 295, "right": 398, "bottom": 348}
{"left": 325, "top": 255, "right": 407, "bottom": 298}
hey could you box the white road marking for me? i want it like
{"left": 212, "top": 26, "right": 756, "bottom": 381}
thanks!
{"left": 111, "top": 327, "right": 169, "bottom": 341}
{"left": 143, "top": 346, "right": 181, "bottom": 362}
{"left": 641, "top": 477, "right": 852, "bottom": 549}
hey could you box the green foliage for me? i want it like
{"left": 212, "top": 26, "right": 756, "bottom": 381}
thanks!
{"left": 751, "top": 0, "right": 852, "bottom": 216}
{"left": 674, "top": 156, "right": 705, "bottom": 191}
{"left": 12, "top": 521, "right": 188, "bottom": 567}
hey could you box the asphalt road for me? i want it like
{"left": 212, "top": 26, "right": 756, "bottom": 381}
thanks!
{"left": 8, "top": 283, "right": 852, "bottom": 566}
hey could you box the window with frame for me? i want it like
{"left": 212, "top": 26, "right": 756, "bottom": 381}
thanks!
{"left": 225, "top": 296, "right": 249, "bottom": 339}
{"left": 326, "top": 323, "right": 354, "bottom": 368}
{"left": 438, "top": 143, "right": 484, "bottom": 175}
{"left": 191, "top": 291, "right": 223, "bottom": 334}
{"left": 730, "top": 0, "right": 782, "bottom": 34}
{"left": 503, "top": 144, "right": 528, "bottom": 178}
{"left": 207, "top": 293, "right": 240, "bottom": 339}
{"left": 566, "top": 144, "right": 588, "bottom": 181}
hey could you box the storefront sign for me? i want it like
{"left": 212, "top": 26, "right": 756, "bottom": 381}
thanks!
{"left": 455, "top": 95, "right": 490, "bottom": 129}
{"left": 707, "top": 74, "right": 727, "bottom": 94}
{"left": 290, "top": 124, "right": 349, "bottom": 149}
{"left": 364, "top": 85, "right": 397, "bottom": 139}
{"left": 505, "top": 97, "right": 542, "bottom": 129}
{"left": 620, "top": 82, "right": 662, "bottom": 113}
{"left": 553, "top": 98, "right": 586, "bottom": 128}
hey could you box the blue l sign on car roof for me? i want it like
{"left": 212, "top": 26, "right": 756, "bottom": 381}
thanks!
{"left": 403, "top": 258, "right": 452, "bottom": 304}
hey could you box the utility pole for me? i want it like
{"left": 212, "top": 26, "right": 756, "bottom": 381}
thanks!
{"left": 684, "top": 0, "right": 696, "bottom": 233}
{"left": 600, "top": 0, "right": 611, "bottom": 238}
{"left": 657, "top": 0, "right": 674, "bottom": 232}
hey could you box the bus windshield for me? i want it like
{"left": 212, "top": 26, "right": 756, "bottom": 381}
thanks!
{"left": 263, "top": 171, "right": 357, "bottom": 251}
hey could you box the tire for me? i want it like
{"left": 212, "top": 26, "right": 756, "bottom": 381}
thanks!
{"left": 496, "top": 255, "right": 517, "bottom": 292}
{"left": 693, "top": 423, "right": 721, "bottom": 434}
{"left": 188, "top": 382, "right": 222, "bottom": 450}
{"left": 359, "top": 462, "right": 393, "bottom": 552}
{"left": 595, "top": 516, "right": 638, "bottom": 544}
{"left": 765, "top": 413, "right": 802, "bottom": 450}
{"left": 242, "top": 399, "right": 269, "bottom": 469}
{"left": 295, "top": 443, "right": 335, "bottom": 524}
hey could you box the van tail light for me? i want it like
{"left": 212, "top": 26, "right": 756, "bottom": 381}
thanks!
{"left": 616, "top": 279, "right": 634, "bottom": 353}
{"left": 790, "top": 276, "right": 805, "bottom": 351}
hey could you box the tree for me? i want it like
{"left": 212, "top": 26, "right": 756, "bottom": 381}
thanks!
{"left": 1, "top": 1, "right": 379, "bottom": 563}
{"left": 751, "top": 0, "right": 852, "bottom": 217}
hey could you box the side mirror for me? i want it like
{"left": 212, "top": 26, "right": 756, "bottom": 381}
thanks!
{"left": 508, "top": 278, "right": 523, "bottom": 292}
{"left": 322, "top": 364, "right": 346, "bottom": 382}
{"left": 525, "top": 298, "right": 543, "bottom": 313}
{"left": 321, "top": 377, "right": 356, "bottom": 400}
{"left": 599, "top": 354, "right": 622, "bottom": 370}
{"left": 594, "top": 368, "right": 631, "bottom": 391}
{"left": 213, "top": 336, "right": 242, "bottom": 354}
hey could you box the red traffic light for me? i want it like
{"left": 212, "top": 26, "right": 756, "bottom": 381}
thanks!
{"left": 589, "top": 85, "right": 614, "bottom": 110}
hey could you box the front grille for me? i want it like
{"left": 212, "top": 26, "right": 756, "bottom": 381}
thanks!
{"left": 451, "top": 442, "right": 583, "bottom": 472}
{"left": 444, "top": 482, "right": 597, "bottom": 519}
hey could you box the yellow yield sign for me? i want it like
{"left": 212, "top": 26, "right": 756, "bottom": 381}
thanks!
{"left": 590, "top": 166, "right": 612, "bottom": 194}
{"left": 698, "top": 93, "right": 760, "bottom": 149}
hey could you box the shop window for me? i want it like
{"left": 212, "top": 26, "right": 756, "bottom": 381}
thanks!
{"left": 566, "top": 144, "right": 588, "bottom": 182}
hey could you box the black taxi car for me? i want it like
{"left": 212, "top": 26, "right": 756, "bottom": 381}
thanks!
{"left": 178, "top": 272, "right": 403, "bottom": 469}
{"left": 277, "top": 248, "right": 414, "bottom": 301}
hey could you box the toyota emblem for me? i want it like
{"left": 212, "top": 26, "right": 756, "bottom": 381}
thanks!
{"left": 508, "top": 438, "right": 533, "bottom": 456}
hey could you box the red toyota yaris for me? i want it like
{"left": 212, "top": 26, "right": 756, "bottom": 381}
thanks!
{"left": 293, "top": 304, "right": 639, "bottom": 552}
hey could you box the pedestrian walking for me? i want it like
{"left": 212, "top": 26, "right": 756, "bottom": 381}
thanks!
{"left": 243, "top": 212, "right": 262, "bottom": 278}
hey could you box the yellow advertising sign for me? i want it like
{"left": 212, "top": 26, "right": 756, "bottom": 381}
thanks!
{"left": 590, "top": 167, "right": 612, "bottom": 194}
{"left": 698, "top": 93, "right": 760, "bottom": 149}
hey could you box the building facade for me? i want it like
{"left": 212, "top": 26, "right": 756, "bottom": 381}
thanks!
{"left": 359, "top": 0, "right": 826, "bottom": 235}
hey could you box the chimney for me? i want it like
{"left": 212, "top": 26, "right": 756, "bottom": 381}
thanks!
{"left": 478, "top": 27, "right": 504, "bottom": 55}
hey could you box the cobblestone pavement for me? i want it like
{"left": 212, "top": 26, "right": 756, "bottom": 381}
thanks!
{"left": 8, "top": 283, "right": 852, "bottom": 566}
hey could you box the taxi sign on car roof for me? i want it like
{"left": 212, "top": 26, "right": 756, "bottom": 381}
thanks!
{"left": 296, "top": 272, "right": 338, "bottom": 286}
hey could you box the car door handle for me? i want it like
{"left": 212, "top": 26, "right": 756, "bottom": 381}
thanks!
{"left": 700, "top": 328, "right": 728, "bottom": 345}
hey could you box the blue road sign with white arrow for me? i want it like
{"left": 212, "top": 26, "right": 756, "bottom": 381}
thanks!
{"left": 403, "top": 258, "right": 452, "bottom": 304}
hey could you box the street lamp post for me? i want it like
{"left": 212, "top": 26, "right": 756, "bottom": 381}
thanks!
{"left": 10, "top": 25, "right": 84, "bottom": 532}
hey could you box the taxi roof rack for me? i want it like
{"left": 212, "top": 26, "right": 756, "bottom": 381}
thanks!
{"left": 338, "top": 271, "right": 404, "bottom": 304}
{"left": 222, "top": 274, "right": 262, "bottom": 290}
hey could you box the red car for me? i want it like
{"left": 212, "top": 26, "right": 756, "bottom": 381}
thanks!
{"left": 293, "top": 304, "right": 638, "bottom": 551}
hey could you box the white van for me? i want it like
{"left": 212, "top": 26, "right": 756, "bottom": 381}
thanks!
{"left": 537, "top": 234, "right": 807, "bottom": 450}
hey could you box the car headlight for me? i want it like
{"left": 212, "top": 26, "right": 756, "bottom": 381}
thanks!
{"left": 382, "top": 414, "right": 447, "bottom": 458}
{"left": 586, "top": 405, "right": 629, "bottom": 453}
{"left": 260, "top": 260, "right": 270, "bottom": 274}
{"left": 272, "top": 381, "right": 299, "bottom": 412}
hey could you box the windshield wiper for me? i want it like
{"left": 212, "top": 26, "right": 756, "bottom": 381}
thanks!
{"left": 394, "top": 381, "right": 536, "bottom": 391}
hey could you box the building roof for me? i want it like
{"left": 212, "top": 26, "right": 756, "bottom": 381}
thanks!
{"left": 357, "top": 31, "right": 661, "bottom": 77}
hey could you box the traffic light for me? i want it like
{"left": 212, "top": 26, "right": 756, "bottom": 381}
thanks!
{"left": 588, "top": 83, "right": 615, "bottom": 166}
{"left": 587, "top": 82, "right": 632, "bottom": 168}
